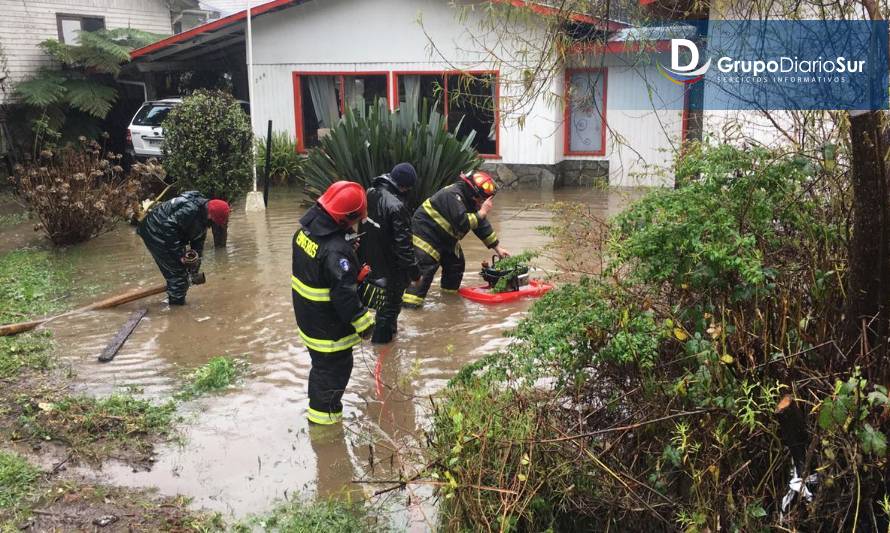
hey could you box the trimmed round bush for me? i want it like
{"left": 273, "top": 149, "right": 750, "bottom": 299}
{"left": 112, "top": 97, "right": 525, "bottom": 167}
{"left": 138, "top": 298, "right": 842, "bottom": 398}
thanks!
{"left": 162, "top": 90, "right": 252, "bottom": 201}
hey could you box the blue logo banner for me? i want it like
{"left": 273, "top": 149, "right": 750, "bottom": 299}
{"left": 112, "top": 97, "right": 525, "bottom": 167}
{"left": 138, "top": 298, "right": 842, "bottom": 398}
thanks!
{"left": 654, "top": 20, "right": 889, "bottom": 110}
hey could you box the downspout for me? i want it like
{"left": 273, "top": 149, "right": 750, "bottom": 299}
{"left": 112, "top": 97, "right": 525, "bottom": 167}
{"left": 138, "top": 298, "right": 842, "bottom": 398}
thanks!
{"left": 117, "top": 80, "right": 148, "bottom": 103}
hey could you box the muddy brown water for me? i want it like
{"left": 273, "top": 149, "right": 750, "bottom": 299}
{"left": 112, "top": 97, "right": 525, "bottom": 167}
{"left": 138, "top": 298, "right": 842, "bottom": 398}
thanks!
{"left": 5, "top": 187, "right": 639, "bottom": 527}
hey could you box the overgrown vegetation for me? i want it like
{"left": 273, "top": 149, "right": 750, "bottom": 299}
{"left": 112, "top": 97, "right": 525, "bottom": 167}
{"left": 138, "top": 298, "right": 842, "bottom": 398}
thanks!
{"left": 14, "top": 394, "right": 176, "bottom": 463}
{"left": 176, "top": 356, "right": 247, "bottom": 400}
{"left": 0, "top": 450, "right": 40, "bottom": 511}
{"left": 0, "top": 249, "right": 70, "bottom": 322}
{"left": 256, "top": 131, "right": 303, "bottom": 184}
{"left": 236, "top": 497, "right": 381, "bottom": 533}
{"left": 431, "top": 144, "right": 888, "bottom": 531}
{"left": 10, "top": 138, "right": 140, "bottom": 245}
{"left": 304, "top": 98, "right": 481, "bottom": 211}
{"left": 162, "top": 89, "right": 253, "bottom": 201}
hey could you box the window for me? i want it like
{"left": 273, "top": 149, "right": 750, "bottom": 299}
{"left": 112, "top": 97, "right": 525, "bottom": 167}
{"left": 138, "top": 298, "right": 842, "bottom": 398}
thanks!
{"left": 395, "top": 72, "right": 499, "bottom": 157}
{"left": 132, "top": 103, "right": 175, "bottom": 127}
{"left": 56, "top": 14, "right": 105, "bottom": 45}
{"left": 293, "top": 72, "right": 389, "bottom": 151}
{"left": 564, "top": 68, "right": 607, "bottom": 156}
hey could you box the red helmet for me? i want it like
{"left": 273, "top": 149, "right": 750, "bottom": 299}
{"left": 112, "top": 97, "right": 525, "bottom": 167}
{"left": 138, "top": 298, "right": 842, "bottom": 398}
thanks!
{"left": 317, "top": 181, "right": 367, "bottom": 227}
{"left": 460, "top": 170, "right": 498, "bottom": 199}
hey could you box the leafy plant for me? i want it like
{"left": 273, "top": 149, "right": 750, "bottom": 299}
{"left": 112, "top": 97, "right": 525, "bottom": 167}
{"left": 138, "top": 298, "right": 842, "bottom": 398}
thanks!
{"left": 303, "top": 98, "right": 481, "bottom": 211}
{"left": 162, "top": 90, "right": 253, "bottom": 201}
{"left": 256, "top": 131, "right": 303, "bottom": 184}
{"left": 10, "top": 138, "right": 141, "bottom": 245}
{"left": 176, "top": 356, "right": 247, "bottom": 400}
{"left": 13, "top": 28, "right": 164, "bottom": 148}
{"left": 236, "top": 498, "right": 382, "bottom": 533}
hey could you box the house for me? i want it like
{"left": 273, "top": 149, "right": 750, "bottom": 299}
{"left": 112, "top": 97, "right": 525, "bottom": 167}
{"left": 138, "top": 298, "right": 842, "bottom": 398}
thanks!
{"left": 0, "top": 0, "right": 225, "bottom": 105}
{"left": 129, "top": 0, "right": 697, "bottom": 187}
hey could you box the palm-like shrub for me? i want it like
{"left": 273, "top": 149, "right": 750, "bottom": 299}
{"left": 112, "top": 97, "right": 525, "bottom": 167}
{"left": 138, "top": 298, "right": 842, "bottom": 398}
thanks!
{"left": 303, "top": 98, "right": 481, "bottom": 211}
{"left": 162, "top": 90, "right": 252, "bottom": 201}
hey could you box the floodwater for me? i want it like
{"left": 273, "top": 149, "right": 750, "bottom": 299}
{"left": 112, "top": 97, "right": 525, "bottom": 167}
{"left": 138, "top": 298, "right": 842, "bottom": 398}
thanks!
{"left": 4, "top": 186, "right": 638, "bottom": 527}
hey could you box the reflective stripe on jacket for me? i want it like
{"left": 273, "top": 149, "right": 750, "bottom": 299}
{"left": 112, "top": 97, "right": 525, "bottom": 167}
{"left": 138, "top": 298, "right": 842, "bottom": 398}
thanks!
{"left": 411, "top": 182, "right": 499, "bottom": 256}
{"left": 291, "top": 206, "right": 374, "bottom": 353}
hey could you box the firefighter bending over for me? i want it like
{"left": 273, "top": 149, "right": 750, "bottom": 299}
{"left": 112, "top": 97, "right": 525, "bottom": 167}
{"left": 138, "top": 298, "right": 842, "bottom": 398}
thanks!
{"left": 137, "top": 191, "right": 229, "bottom": 305}
{"left": 291, "top": 181, "right": 375, "bottom": 425}
{"left": 403, "top": 171, "right": 510, "bottom": 307}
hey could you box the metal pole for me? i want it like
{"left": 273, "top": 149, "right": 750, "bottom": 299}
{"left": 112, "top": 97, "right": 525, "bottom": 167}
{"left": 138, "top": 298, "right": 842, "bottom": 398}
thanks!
{"left": 246, "top": 0, "right": 257, "bottom": 192}
{"left": 263, "top": 119, "right": 272, "bottom": 207}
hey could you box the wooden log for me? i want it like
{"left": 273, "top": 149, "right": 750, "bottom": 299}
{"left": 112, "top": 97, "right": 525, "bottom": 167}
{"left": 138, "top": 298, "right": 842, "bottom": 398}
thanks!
{"left": 0, "top": 283, "right": 166, "bottom": 337}
{"left": 98, "top": 308, "right": 147, "bottom": 363}
{"left": 775, "top": 394, "right": 808, "bottom": 473}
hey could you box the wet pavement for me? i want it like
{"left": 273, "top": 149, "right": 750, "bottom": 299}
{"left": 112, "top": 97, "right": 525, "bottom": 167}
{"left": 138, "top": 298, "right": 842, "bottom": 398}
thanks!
{"left": 3, "top": 186, "right": 638, "bottom": 527}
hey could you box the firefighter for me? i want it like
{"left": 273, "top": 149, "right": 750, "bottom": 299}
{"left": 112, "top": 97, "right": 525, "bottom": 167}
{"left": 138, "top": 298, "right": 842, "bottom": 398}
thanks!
{"left": 292, "top": 181, "right": 375, "bottom": 425}
{"left": 137, "top": 191, "right": 229, "bottom": 305}
{"left": 358, "top": 163, "right": 421, "bottom": 344}
{"left": 403, "top": 170, "right": 510, "bottom": 307}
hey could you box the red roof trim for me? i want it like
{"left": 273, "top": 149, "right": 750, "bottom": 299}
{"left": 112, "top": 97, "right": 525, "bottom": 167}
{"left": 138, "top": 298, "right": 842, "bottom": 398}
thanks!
{"left": 490, "top": 0, "right": 629, "bottom": 31}
{"left": 130, "top": 0, "right": 299, "bottom": 59}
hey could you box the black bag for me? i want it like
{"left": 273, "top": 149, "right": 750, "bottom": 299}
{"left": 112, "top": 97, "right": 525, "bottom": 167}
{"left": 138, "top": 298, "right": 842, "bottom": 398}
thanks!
{"left": 480, "top": 255, "right": 529, "bottom": 292}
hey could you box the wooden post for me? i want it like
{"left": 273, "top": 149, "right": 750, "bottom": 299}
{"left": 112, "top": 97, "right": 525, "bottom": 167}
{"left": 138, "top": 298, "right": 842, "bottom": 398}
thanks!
{"left": 0, "top": 283, "right": 166, "bottom": 337}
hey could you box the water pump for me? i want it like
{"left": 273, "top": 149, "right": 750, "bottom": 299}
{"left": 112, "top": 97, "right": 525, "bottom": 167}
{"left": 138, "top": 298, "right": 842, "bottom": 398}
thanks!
{"left": 182, "top": 249, "right": 206, "bottom": 285}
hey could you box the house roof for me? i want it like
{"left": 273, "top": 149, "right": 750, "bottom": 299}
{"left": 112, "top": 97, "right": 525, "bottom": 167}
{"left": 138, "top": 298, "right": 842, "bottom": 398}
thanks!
{"left": 130, "top": 0, "right": 303, "bottom": 61}
{"left": 130, "top": 0, "right": 630, "bottom": 62}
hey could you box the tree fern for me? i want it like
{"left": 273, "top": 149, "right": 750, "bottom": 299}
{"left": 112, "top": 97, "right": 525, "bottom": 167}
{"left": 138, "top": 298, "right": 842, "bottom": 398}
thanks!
{"left": 14, "top": 26, "right": 165, "bottom": 146}
{"left": 14, "top": 71, "right": 66, "bottom": 107}
{"left": 64, "top": 79, "right": 117, "bottom": 118}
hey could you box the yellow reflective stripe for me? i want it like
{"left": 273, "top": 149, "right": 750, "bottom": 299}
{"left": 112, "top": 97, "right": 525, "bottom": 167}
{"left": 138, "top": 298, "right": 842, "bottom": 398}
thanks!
{"left": 423, "top": 199, "right": 458, "bottom": 239}
{"left": 351, "top": 310, "right": 374, "bottom": 333}
{"left": 412, "top": 235, "right": 440, "bottom": 262}
{"left": 307, "top": 407, "right": 342, "bottom": 425}
{"left": 483, "top": 231, "right": 499, "bottom": 247}
{"left": 291, "top": 275, "right": 331, "bottom": 302}
{"left": 402, "top": 292, "right": 424, "bottom": 305}
{"left": 441, "top": 288, "right": 458, "bottom": 294}
{"left": 467, "top": 212, "right": 479, "bottom": 230}
{"left": 298, "top": 329, "right": 361, "bottom": 352}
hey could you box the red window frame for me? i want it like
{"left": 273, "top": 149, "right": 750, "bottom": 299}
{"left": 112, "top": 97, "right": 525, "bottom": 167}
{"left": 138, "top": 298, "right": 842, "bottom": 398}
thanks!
{"left": 391, "top": 70, "right": 501, "bottom": 159}
{"left": 563, "top": 67, "right": 608, "bottom": 157}
{"left": 291, "top": 71, "right": 391, "bottom": 153}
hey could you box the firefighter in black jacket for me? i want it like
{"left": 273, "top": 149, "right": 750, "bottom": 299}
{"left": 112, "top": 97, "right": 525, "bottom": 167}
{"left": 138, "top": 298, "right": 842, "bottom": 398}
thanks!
{"left": 292, "top": 181, "right": 375, "bottom": 425}
{"left": 403, "top": 171, "right": 510, "bottom": 307}
{"left": 358, "top": 163, "right": 421, "bottom": 344}
{"left": 137, "top": 191, "right": 230, "bottom": 305}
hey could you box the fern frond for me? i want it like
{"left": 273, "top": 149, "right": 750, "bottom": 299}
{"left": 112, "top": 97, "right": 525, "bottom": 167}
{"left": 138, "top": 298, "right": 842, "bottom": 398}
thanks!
{"left": 99, "top": 28, "right": 168, "bottom": 49}
{"left": 64, "top": 79, "right": 117, "bottom": 118}
{"left": 77, "top": 31, "right": 130, "bottom": 71}
{"left": 39, "top": 39, "right": 76, "bottom": 65}
{"left": 14, "top": 71, "right": 67, "bottom": 107}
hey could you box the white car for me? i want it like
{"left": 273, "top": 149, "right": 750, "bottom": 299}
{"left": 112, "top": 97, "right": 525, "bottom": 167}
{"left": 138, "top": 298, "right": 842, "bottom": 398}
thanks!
{"left": 126, "top": 98, "right": 250, "bottom": 160}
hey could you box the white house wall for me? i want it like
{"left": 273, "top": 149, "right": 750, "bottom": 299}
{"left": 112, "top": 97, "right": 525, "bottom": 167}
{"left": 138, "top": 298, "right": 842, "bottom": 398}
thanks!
{"left": 0, "top": 0, "right": 173, "bottom": 104}
{"left": 249, "top": 0, "right": 684, "bottom": 186}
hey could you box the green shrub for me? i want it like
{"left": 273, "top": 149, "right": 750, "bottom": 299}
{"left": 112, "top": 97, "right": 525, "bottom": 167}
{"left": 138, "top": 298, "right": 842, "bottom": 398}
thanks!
{"left": 430, "top": 144, "right": 877, "bottom": 531}
{"left": 256, "top": 131, "right": 303, "bottom": 184}
{"left": 162, "top": 90, "right": 252, "bottom": 201}
{"left": 303, "top": 98, "right": 481, "bottom": 211}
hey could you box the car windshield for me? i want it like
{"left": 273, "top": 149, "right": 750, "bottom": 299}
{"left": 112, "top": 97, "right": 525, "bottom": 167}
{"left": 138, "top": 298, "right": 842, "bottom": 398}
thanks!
{"left": 132, "top": 104, "right": 174, "bottom": 127}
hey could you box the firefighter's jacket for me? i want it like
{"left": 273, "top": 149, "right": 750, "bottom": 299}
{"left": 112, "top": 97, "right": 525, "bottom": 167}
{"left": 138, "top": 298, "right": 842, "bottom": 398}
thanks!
{"left": 291, "top": 205, "right": 374, "bottom": 353}
{"left": 358, "top": 175, "right": 420, "bottom": 285}
{"left": 137, "top": 191, "right": 208, "bottom": 256}
{"left": 411, "top": 181, "right": 499, "bottom": 261}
